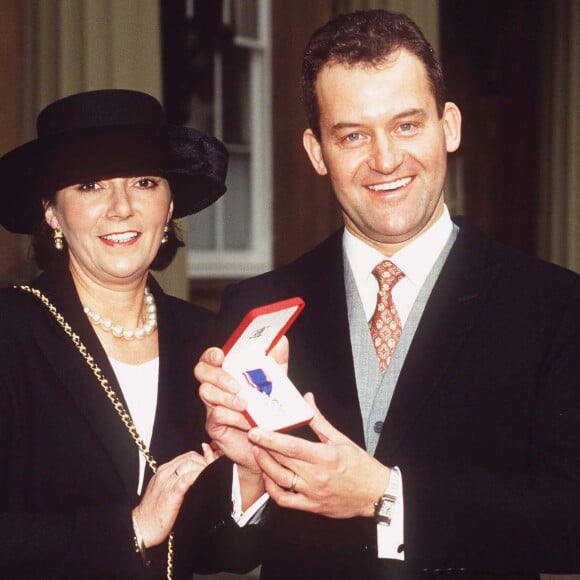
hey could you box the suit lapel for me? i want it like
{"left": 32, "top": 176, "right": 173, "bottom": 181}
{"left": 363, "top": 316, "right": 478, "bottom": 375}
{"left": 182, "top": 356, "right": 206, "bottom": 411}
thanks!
{"left": 147, "top": 282, "right": 195, "bottom": 482}
{"left": 31, "top": 267, "right": 140, "bottom": 498}
{"left": 290, "top": 231, "right": 366, "bottom": 447}
{"left": 376, "top": 221, "right": 502, "bottom": 460}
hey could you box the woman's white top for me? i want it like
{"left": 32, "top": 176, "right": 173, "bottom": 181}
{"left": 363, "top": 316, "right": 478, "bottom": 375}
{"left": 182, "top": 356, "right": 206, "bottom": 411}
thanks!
{"left": 109, "top": 357, "right": 159, "bottom": 495}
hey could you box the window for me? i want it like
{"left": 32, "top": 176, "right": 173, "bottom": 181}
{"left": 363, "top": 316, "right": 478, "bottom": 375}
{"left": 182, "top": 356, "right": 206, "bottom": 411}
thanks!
{"left": 164, "top": 0, "right": 272, "bottom": 279}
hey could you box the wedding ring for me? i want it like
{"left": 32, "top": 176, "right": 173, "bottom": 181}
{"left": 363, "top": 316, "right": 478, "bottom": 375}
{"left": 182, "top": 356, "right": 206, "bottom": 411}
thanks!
{"left": 290, "top": 471, "right": 298, "bottom": 493}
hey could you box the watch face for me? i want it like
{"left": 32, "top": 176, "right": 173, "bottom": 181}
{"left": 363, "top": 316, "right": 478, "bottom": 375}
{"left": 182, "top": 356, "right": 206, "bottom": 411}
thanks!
{"left": 378, "top": 501, "right": 393, "bottom": 518}
{"left": 375, "top": 494, "right": 396, "bottom": 525}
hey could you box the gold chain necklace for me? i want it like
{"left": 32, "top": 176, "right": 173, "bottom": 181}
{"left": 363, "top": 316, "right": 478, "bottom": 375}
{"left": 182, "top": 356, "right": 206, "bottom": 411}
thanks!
{"left": 19, "top": 285, "right": 174, "bottom": 579}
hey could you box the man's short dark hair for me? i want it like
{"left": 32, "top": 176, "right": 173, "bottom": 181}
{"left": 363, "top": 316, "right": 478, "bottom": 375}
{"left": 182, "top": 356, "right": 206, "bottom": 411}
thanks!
{"left": 301, "top": 10, "right": 446, "bottom": 139}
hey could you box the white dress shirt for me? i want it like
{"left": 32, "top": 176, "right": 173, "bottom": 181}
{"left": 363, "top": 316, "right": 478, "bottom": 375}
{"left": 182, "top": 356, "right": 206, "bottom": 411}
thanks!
{"left": 343, "top": 205, "right": 454, "bottom": 325}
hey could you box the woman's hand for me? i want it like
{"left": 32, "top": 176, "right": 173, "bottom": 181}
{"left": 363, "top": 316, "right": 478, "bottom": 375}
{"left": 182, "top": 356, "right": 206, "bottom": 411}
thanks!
{"left": 131, "top": 444, "right": 218, "bottom": 548}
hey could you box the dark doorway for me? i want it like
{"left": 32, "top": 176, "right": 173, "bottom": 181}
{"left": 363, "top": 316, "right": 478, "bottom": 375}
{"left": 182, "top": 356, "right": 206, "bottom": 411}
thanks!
{"left": 440, "top": 0, "right": 543, "bottom": 254}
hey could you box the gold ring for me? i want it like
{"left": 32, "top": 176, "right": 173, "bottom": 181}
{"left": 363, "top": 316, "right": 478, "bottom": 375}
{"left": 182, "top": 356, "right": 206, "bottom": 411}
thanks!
{"left": 290, "top": 471, "right": 298, "bottom": 493}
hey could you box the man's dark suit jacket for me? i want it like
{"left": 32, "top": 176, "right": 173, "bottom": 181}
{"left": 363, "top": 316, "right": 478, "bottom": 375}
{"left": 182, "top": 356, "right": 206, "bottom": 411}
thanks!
{"left": 216, "top": 219, "right": 580, "bottom": 580}
{"left": 0, "top": 264, "right": 253, "bottom": 579}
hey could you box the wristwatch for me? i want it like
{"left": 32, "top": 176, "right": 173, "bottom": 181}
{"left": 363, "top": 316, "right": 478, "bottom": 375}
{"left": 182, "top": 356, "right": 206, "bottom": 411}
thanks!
{"left": 373, "top": 466, "right": 400, "bottom": 526}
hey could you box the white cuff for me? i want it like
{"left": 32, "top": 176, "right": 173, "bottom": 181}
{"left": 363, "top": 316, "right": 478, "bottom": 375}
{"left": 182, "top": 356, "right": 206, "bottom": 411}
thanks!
{"left": 376, "top": 466, "right": 405, "bottom": 560}
{"left": 231, "top": 463, "right": 269, "bottom": 527}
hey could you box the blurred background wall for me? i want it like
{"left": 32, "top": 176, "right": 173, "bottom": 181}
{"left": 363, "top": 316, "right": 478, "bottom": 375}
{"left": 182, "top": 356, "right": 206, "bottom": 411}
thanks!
{"left": 1, "top": 0, "right": 578, "bottom": 311}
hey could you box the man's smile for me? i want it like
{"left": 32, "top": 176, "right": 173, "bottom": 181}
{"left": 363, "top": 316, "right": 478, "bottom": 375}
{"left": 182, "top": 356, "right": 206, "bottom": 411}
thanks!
{"left": 367, "top": 176, "right": 413, "bottom": 192}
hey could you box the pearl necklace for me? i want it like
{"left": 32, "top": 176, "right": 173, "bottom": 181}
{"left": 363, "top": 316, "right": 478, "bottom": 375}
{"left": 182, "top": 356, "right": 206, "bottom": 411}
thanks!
{"left": 83, "top": 286, "right": 158, "bottom": 340}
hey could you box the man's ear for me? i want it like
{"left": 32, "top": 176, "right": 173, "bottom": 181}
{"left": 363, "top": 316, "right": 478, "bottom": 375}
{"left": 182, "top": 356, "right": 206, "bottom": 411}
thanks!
{"left": 443, "top": 102, "right": 462, "bottom": 153}
{"left": 303, "top": 129, "right": 328, "bottom": 176}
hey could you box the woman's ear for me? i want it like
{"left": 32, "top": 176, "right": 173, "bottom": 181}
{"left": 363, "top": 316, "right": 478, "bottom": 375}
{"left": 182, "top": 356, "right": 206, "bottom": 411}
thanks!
{"left": 43, "top": 202, "right": 60, "bottom": 230}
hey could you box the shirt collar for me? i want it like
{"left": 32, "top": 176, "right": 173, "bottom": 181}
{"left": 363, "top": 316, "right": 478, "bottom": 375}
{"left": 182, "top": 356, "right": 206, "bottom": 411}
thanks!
{"left": 343, "top": 205, "right": 454, "bottom": 290}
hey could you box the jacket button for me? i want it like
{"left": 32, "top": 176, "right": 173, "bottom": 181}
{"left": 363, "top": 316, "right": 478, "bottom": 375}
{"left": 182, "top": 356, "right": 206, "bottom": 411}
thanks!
{"left": 373, "top": 421, "right": 384, "bottom": 434}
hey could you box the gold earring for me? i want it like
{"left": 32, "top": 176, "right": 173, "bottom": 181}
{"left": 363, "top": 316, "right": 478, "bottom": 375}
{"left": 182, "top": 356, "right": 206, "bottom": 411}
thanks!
{"left": 161, "top": 225, "right": 169, "bottom": 245}
{"left": 53, "top": 228, "right": 64, "bottom": 251}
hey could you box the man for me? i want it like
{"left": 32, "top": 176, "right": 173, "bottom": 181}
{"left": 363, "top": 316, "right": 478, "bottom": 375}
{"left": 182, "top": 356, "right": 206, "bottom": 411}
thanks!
{"left": 196, "top": 10, "right": 580, "bottom": 580}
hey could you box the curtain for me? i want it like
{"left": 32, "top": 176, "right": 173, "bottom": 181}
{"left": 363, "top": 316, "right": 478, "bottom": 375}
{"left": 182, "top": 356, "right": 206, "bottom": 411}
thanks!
{"left": 539, "top": 0, "right": 580, "bottom": 273}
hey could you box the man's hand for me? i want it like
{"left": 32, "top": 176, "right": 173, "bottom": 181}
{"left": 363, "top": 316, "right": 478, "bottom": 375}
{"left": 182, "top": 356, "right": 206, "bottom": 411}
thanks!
{"left": 248, "top": 393, "right": 390, "bottom": 519}
{"left": 195, "top": 338, "right": 289, "bottom": 507}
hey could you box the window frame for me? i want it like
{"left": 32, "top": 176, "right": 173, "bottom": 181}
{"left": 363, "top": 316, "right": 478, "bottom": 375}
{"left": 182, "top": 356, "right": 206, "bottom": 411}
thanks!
{"left": 187, "top": 0, "right": 273, "bottom": 279}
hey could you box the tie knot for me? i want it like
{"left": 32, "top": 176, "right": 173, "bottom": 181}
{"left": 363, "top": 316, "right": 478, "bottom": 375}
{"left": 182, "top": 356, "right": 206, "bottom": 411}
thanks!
{"left": 372, "top": 260, "right": 404, "bottom": 291}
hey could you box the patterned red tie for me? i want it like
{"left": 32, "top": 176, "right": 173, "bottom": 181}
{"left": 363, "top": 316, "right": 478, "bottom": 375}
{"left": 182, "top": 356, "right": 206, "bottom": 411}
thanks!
{"left": 369, "top": 260, "right": 405, "bottom": 372}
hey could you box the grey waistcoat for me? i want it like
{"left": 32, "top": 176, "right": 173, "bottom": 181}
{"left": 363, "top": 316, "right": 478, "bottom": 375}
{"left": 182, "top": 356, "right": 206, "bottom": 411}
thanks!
{"left": 344, "top": 225, "right": 459, "bottom": 454}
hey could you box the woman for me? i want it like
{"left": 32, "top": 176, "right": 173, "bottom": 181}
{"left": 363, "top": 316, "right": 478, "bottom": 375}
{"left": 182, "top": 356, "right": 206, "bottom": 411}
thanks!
{"left": 0, "top": 90, "right": 239, "bottom": 579}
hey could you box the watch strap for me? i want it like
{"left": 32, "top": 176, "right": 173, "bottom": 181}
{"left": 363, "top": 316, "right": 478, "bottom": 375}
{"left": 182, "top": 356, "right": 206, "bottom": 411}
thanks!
{"left": 374, "top": 467, "right": 401, "bottom": 526}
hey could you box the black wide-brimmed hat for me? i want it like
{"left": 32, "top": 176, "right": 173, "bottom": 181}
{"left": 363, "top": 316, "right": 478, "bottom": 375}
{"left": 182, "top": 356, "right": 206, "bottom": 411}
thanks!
{"left": 0, "top": 89, "right": 228, "bottom": 234}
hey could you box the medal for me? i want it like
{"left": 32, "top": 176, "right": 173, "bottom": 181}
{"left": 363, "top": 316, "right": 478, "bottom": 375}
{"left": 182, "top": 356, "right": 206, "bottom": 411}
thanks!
{"left": 243, "top": 368, "right": 273, "bottom": 396}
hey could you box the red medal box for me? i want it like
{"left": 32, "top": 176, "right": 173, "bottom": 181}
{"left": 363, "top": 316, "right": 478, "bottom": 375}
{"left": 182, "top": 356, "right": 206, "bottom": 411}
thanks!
{"left": 222, "top": 297, "right": 313, "bottom": 431}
